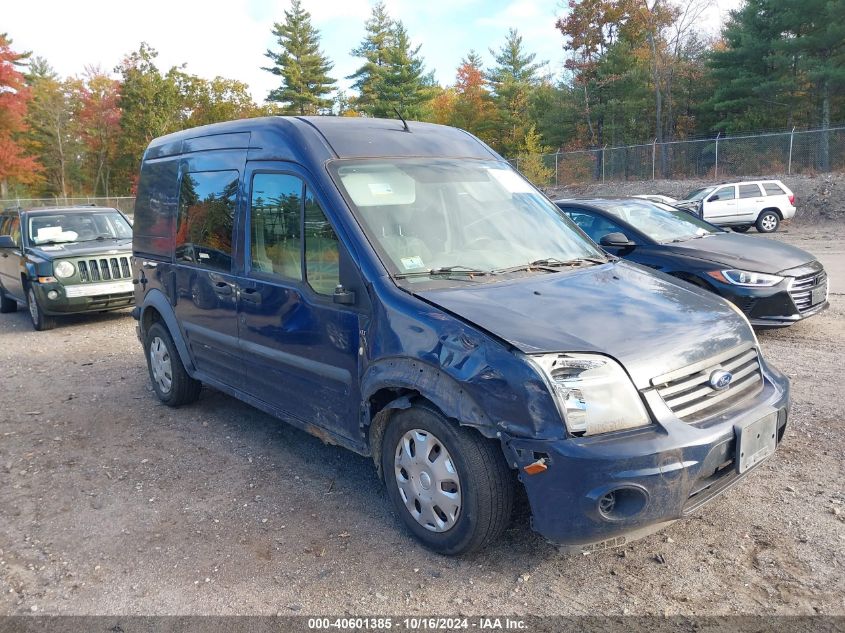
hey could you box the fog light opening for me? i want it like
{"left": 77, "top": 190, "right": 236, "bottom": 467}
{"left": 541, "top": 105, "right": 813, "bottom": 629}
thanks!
{"left": 47, "top": 290, "right": 59, "bottom": 301}
{"left": 597, "top": 486, "right": 647, "bottom": 520}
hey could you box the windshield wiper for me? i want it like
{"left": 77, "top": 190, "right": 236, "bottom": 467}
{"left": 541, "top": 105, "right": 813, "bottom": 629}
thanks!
{"left": 492, "top": 256, "right": 606, "bottom": 274}
{"left": 393, "top": 265, "right": 490, "bottom": 280}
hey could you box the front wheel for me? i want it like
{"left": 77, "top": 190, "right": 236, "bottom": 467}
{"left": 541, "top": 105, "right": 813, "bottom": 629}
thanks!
{"left": 756, "top": 211, "right": 780, "bottom": 233}
{"left": 26, "top": 286, "right": 56, "bottom": 331}
{"left": 145, "top": 322, "right": 202, "bottom": 406}
{"left": 381, "top": 404, "right": 514, "bottom": 555}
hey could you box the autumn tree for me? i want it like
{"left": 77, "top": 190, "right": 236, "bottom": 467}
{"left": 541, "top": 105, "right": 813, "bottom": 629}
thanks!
{"left": 0, "top": 33, "right": 41, "bottom": 197}
{"left": 263, "top": 0, "right": 336, "bottom": 115}
{"left": 450, "top": 51, "right": 497, "bottom": 145}
{"left": 24, "top": 58, "right": 80, "bottom": 198}
{"left": 78, "top": 68, "right": 121, "bottom": 196}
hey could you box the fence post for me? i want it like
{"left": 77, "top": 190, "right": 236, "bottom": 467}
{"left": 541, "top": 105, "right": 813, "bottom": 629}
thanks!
{"left": 788, "top": 127, "right": 796, "bottom": 175}
{"left": 714, "top": 132, "right": 721, "bottom": 179}
{"left": 601, "top": 145, "right": 607, "bottom": 183}
{"left": 554, "top": 153, "right": 559, "bottom": 186}
{"left": 515, "top": 156, "right": 520, "bottom": 173}
{"left": 652, "top": 139, "right": 657, "bottom": 180}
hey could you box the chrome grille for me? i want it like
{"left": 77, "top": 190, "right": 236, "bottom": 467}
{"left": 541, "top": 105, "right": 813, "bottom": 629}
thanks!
{"left": 74, "top": 256, "right": 131, "bottom": 283}
{"left": 789, "top": 270, "right": 828, "bottom": 312}
{"left": 653, "top": 344, "right": 763, "bottom": 423}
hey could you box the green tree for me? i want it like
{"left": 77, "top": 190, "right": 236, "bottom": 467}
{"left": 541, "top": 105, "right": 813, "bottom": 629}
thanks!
{"left": 349, "top": 3, "right": 432, "bottom": 118}
{"left": 486, "top": 29, "right": 544, "bottom": 156}
{"left": 263, "top": 0, "right": 336, "bottom": 115}
{"left": 516, "top": 125, "right": 554, "bottom": 185}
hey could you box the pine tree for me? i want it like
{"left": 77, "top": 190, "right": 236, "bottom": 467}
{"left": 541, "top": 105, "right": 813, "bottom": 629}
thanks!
{"left": 486, "top": 29, "right": 544, "bottom": 156}
{"left": 381, "top": 21, "right": 435, "bottom": 119}
{"left": 348, "top": 2, "right": 395, "bottom": 116}
{"left": 263, "top": 0, "right": 336, "bottom": 115}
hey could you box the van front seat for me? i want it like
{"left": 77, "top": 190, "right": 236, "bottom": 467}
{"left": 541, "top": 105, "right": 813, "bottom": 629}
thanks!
{"left": 374, "top": 205, "right": 433, "bottom": 269}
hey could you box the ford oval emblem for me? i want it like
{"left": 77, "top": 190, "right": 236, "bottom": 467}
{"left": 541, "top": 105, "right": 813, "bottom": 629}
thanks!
{"left": 709, "top": 370, "right": 733, "bottom": 390}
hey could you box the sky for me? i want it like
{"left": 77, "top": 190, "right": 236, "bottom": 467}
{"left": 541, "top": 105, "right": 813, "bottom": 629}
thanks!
{"left": 5, "top": 0, "right": 744, "bottom": 104}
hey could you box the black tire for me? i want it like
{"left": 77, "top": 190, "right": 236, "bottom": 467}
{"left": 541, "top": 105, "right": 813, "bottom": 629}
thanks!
{"left": 144, "top": 321, "right": 202, "bottom": 406}
{"left": 26, "top": 286, "right": 56, "bottom": 331}
{"left": 381, "top": 404, "right": 514, "bottom": 555}
{"left": 0, "top": 287, "right": 17, "bottom": 313}
{"left": 756, "top": 210, "right": 780, "bottom": 233}
{"left": 732, "top": 225, "right": 751, "bottom": 233}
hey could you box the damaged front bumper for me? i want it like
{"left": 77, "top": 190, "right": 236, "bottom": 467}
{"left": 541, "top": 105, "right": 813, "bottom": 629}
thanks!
{"left": 501, "top": 365, "right": 790, "bottom": 551}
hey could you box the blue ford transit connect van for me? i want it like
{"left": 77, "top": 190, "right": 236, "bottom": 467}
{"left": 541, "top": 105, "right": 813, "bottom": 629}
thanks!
{"left": 132, "top": 117, "right": 789, "bottom": 554}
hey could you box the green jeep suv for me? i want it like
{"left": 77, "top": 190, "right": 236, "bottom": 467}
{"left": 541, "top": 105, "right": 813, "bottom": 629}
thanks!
{"left": 0, "top": 206, "right": 134, "bottom": 331}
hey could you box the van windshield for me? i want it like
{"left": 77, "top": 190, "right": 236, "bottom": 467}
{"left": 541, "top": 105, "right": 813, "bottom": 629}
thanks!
{"left": 27, "top": 211, "right": 132, "bottom": 245}
{"left": 329, "top": 159, "right": 604, "bottom": 280}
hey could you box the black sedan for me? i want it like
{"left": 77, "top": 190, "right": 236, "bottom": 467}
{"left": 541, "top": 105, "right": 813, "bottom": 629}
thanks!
{"left": 555, "top": 198, "right": 829, "bottom": 328}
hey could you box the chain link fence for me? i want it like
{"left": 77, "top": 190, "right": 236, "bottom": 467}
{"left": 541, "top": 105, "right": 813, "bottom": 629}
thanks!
{"left": 513, "top": 125, "right": 845, "bottom": 187}
{"left": 0, "top": 196, "right": 136, "bottom": 218}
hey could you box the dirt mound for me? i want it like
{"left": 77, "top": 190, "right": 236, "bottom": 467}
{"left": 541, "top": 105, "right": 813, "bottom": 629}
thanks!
{"left": 544, "top": 172, "right": 845, "bottom": 226}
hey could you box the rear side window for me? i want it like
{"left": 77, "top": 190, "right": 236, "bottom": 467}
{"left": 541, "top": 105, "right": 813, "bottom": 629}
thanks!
{"left": 176, "top": 170, "right": 238, "bottom": 272}
{"left": 763, "top": 182, "right": 785, "bottom": 196}
{"left": 250, "top": 173, "right": 303, "bottom": 280}
{"left": 711, "top": 186, "right": 736, "bottom": 201}
{"left": 739, "top": 184, "right": 762, "bottom": 198}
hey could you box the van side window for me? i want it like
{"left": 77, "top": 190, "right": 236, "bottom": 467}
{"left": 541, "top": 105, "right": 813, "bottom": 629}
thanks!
{"left": 176, "top": 171, "right": 238, "bottom": 272}
{"left": 304, "top": 188, "right": 340, "bottom": 295}
{"left": 8, "top": 217, "right": 20, "bottom": 246}
{"left": 250, "top": 173, "right": 303, "bottom": 279}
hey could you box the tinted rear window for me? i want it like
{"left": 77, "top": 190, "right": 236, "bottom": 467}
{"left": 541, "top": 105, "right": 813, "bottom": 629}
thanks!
{"left": 763, "top": 183, "right": 785, "bottom": 196}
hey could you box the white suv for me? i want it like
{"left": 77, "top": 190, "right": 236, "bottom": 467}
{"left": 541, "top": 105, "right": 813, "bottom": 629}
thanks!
{"left": 676, "top": 180, "right": 796, "bottom": 233}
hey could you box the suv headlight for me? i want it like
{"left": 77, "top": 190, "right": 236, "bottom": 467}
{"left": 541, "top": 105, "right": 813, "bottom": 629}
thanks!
{"left": 54, "top": 260, "right": 75, "bottom": 279}
{"left": 707, "top": 269, "right": 783, "bottom": 287}
{"left": 529, "top": 353, "right": 651, "bottom": 436}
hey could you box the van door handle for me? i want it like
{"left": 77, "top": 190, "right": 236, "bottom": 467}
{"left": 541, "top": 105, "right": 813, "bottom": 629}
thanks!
{"left": 240, "top": 288, "right": 262, "bottom": 304}
{"left": 213, "top": 282, "right": 233, "bottom": 296}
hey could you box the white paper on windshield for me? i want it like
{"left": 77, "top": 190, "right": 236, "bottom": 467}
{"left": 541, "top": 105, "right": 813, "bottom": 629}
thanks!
{"left": 339, "top": 167, "right": 415, "bottom": 207}
{"left": 401, "top": 256, "right": 425, "bottom": 270}
{"left": 36, "top": 226, "right": 63, "bottom": 241}
{"left": 487, "top": 168, "right": 534, "bottom": 193}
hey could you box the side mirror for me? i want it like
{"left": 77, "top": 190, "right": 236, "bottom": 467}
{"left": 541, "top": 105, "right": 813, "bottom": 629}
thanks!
{"left": 333, "top": 284, "right": 356, "bottom": 305}
{"left": 0, "top": 235, "right": 18, "bottom": 249}
{"left": 599, "top": 232, "right": 635, "bottom": 248}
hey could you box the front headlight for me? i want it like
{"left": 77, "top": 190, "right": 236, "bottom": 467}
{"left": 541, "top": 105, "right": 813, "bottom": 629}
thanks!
{"left": 54, "top": 260, "right": 75, "bottom": 279}
{"left": 529, "top": 353, "right": 651, "bottom": 436}
{"left": 707, "top": 269, "right": 783, "bottom": 287}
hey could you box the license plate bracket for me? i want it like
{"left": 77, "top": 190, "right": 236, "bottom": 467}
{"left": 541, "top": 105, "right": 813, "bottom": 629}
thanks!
{"left": 735, "top": 412, "right": 777, "bottom": 474}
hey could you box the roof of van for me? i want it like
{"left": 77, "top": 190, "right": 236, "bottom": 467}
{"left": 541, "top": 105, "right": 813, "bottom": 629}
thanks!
{"left": 144, "top": 116, "right": 501, "bottom": 162}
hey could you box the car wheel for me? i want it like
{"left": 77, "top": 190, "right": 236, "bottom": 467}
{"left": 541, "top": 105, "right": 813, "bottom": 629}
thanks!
{"left": 0, "top": 287, "right": 17, "bottom": 313}
{"left": 732, "top": 225, "right": 751, "bottom": 233}
{"left": 381, "top": 404, "right": 514, "bottom": 555}
{"left": 756, "top": 211, "right": 780, "bottom": 233}
{"left": 145, "top": 322, "right": 202, "bottom": 406}
{"left": 26, "top": 286, "right": 56, "bottom": 331}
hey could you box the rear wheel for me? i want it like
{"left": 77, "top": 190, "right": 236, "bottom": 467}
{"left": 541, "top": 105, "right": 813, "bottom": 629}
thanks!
{"left": 756, "top": 211, "right": 780, "bottom": 233}
{"left": 0, "top": 287, "right": 17, "bottom": 313}
{"left": 732, "top": 225, "right": 751, "bottom": 233}
{"left": 26, "top": 286, "right": 56, "bottom": 331}
{"left": 381, "top": 404, "right": 514, "bottom": 555}
{"left": 145, "top": 322, "right": 202, "bottom": 406}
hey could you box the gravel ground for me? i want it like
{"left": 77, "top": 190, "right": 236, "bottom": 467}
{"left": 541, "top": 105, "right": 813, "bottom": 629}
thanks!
{"left": 0, "top": 225, "right": 843, "bottom": 617}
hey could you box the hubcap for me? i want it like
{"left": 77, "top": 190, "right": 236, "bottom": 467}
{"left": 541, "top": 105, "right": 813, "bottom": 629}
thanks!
{"left": 762, "top": 215, "right": 776, "bottom": 230}
{"left": 27, "top": 289, "right": 38, "bottom": 324}
{"left": 149, "top": 336, "right": 173, "bottom": 394}
{"left": 394, "top": 429, "right": 461, "bottom": 532}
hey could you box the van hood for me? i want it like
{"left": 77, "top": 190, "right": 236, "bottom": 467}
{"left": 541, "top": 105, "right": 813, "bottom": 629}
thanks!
{"left": 415, "top": 261, "right": 753, "bottom": 389}
{"left": 662, "top": 233, "right": 816, "bottom": 274}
